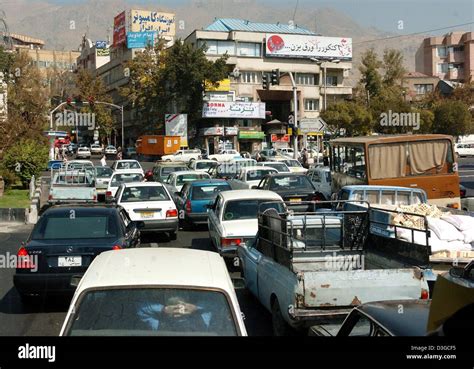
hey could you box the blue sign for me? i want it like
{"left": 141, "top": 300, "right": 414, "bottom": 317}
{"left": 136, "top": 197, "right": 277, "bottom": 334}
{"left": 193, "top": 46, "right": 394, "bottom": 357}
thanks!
{"left": 127, "top": 31, "right": 156, "bottom": 49}
{"left": 95, "top": 41, "right": 107, "bottom": 49}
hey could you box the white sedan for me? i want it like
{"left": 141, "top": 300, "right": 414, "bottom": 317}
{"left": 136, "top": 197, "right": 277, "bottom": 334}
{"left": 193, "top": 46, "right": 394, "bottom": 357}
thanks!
{"left": 228, "top": 166, "right": 278, "bottom": 189}
{"left": 112, "top": 160, "right": 145, "bottom": 176}
{"left": 105, "top": 145, "right": 118, "bottom": 155}
{"left": 274, "top": 158, "right": 307, "bottom": 174}
{"left": 208, "top": 149, "right": 241, "bottom": 162}
{"left": 90, "top": 144, "right": 103, "bottom": 155}
{"left": 106, "top": 171, "right": 144, "bottom": 200}
{"left": 207, "top": 190, "right": 285, "bottom": 257}
{"left": 59, "top": 248, "right": 247, "bottom": 336}
{"left": 76, "top": 147, "right": 91, "bottom": 159}
{"left": 163, "top": 170, "right": 211, "bottom": 196}
{"left": 115, "top": 182, "right": 178, "bottom": 240}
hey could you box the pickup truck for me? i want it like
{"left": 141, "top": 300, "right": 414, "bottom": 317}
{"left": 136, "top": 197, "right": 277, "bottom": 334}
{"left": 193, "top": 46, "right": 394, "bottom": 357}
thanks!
{"left": 237, "top": 201, "right": 430, "bottom": 335}
{"left": 208, "top": 149, "right": 241, "bottom": 162}
{"left": 48, "top": 168, "right": 97, "bottom": 204}
{"left": 228, "top": 166, "right": 278, "bottom": 190}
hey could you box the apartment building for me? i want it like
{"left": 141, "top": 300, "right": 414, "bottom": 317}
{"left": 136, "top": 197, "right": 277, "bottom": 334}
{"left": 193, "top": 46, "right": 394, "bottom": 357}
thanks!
{"left": 416, "top": 31, "right": 474, "bottom": 83}
{"left": 401, "top": 72, "right": 440, "bottom": 102}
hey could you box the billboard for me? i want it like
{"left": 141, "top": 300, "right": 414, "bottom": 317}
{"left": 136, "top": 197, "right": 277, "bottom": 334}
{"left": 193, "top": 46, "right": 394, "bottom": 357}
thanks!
{"left": 127, "top": 31, "right": 156, "bottom": 49}
{"left": 130, "top": 10, "right": 176, "bottom": 37}
{"left": 165, "top": 114, "right": 188, "bottom": 147}
{"left": 202, "top": 102, "right": 266, "bottom": 119}
{"left": 204, "top": 79, "right": 230, "bottom": 92}
{"left": 113, "top": 11, "right": 127, "bottom": 47}
{"left": 95, "top": 41, "right": 107, "bottom": 49}
{"left": 265, "top": 34, "right": 352, "bottom": 60}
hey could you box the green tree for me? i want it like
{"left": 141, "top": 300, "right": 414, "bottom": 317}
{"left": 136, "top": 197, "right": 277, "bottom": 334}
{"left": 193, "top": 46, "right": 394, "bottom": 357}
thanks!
{"left": 432, "top": 100, "right": 472, "bottom": 136}
{"left": 382, "top": 49, "right": 406, "bottom": 87}
{"left": 359, "top": 48, "right": 383, "bottom": 101}
{"left": 320, "top": 101, "right": 374, "bottom": 136}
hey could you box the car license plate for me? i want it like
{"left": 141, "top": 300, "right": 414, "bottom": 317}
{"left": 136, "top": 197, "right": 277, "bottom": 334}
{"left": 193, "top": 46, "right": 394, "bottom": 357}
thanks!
{"left": 290, "top": 198, "right": 302, "bottom": 202}
{"left": 58, "top": 256, "right": 82, "bottom": 267}
{"left": 140, "top": 211, "right": 154, "bottom": 219}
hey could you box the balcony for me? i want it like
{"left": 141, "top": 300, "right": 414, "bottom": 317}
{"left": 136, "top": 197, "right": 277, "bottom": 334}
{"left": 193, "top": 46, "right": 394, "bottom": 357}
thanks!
{"left": 448, "top": 52, "right": 464, "bottom": 63}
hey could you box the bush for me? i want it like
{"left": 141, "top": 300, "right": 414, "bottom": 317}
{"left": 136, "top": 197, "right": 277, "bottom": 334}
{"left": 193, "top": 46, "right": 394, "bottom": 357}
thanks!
{"left": 432, "top": 100, "right": 472, "bottom": 137}
{"left": 1, "top": 139, "right": 48, "bottom": 188}
{"left": 0, "top": 168, "right": 20, "bottom": 190}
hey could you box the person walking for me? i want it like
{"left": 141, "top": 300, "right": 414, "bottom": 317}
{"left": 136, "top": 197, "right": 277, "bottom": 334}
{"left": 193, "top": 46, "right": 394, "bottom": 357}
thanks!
{"left": 100, "top": 154, "right": 107, "bottom": 167}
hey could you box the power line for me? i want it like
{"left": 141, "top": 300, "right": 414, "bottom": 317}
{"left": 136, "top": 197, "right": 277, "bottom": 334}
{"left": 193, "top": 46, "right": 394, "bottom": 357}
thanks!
{"left": 292, "top": 0, "right": 299, "bottom": 23}
{"left": 354, "top": 21, "right": 474, "bottom": 45}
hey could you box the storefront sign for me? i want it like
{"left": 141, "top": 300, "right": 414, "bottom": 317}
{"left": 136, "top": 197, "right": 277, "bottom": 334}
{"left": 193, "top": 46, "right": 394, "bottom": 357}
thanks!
{"left": 200, "top": 127, "right": 224, "bottom": 136}
{"left": 203, "top": 102, "right": 266, "bottom": 119}
{"left": 271, "top": 134, "right": 290, "bottom": 143}
{"left": 225, "top": 127, "right": 238, "bottom": 136}
{"left": 113, "top": 11, "right": 127, "bottom": 47}
{"left": 239, "top": 131, "right": 265, "bottom": 140}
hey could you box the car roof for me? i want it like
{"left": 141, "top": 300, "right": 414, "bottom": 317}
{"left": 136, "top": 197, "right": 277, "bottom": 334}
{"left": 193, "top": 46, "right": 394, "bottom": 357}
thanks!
{"left": 116, "top": 160, "right": 140, "bottom": 163}
{"left": 219, "top": 189, "right": 284, "bottom": 201}
{"left": 44, "top": 205, "right": 119, "bottom": 215}
{"left": 265, "top": 172, "right": 307, "bottom": 178}
{"left": 308, "top": 166, "right": 330, "bottom": 172}
{"left": 187, "top": 179, "right": 229, "bottom": 186}
{"left": 155, "top": 162, "right": 188, "bottom": 167}
{"left": 342, "top": 185, "right": 426, "bottom": 192}
{"left": 111, "top": 170, "right": 144, "bottom": 176}
{"left": 122, "top": 181, "right": 164, "bottom": 188}
{"left": 239, "top": 166, "right": 277, "bottom": 172}
{"left": 260, "top": 161, "right": 288, "bottom": 165}
{"left": 172, "top": 170, "right": 208, "bottom": 176}
{"left": 355, "top": 299, "right": 431, "bottom": 336}
{"left": 76, "top": 248, "right": 233, "bottom": 291}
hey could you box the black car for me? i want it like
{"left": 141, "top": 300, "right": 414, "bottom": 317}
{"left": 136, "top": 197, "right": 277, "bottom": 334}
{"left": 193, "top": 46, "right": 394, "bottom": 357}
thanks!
{"left": 255, "top": 173, "right": 321, "bottom": 211}
{"left": 14, "top": 205, "right": 143, "bottom": 303}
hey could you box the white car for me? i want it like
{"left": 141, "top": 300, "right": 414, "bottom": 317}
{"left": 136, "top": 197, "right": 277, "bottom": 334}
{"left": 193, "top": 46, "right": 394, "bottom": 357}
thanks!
{"left": 208, "top": 149, "right": 242, "bottom": 162}
{"left": 59, "top": 248, "right": 247, "bottom": 336}
{"left": 105, "top": 145, "right": 118, "bottom": 155}
{"left": 455, "top": 143, "right": 474, "bottom": 157}
{"left": 112, "top": 160, "right": 144, "bottom": 176}
{"left": 188, "top": 159, "right": 219, "bottom": 173}
{"left": 257, "top": 161, "right": 291, "bottom": 173}
{"left": 116, "top": 182, "right": 178, "bottom": 239}
{"left": 76, "top": 147, "right": 91, "bottom": 159}
{"left": 161, "top": 149, "right": 202, "bottom": 162}
{"left": 208, "top": 190, "right": 285, "bottom": 257}
{"left": 274, "top": 158, "right": 307, "bottom": 174}
{"left": 228, "top": 166, "right": 278, "bottom": 190}
{"left": 90, "top": 144, "right": 103, "bottom": 155}
{"left": 106, "top": 171, "right": 144, "bottom": 199}
{"left": 277, "top": 147, "right": 299, "bottom": 159}
{"left": 306, "top": 166, "right": 332, "bottom": 200}
{"left": 163, "top": 170, "right": 211, "bottom": 195}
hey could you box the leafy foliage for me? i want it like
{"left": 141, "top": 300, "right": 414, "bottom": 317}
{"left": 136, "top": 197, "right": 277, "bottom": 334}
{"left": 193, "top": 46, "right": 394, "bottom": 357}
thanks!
{"left": 432, "top": 100, "right": 472, "bottom": 137}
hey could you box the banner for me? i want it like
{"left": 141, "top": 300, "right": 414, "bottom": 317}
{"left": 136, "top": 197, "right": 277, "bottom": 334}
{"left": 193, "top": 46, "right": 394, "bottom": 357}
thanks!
{"left": 127, "top": 31, "right": 156, "bottom": 49}
{"left": 205, "top": 79, "right": 230, "bottom": 92}
{"left": 165, "top": 114, "right": 187, "bottom": 147}
{"left": 130, "top": 10, "right": 176, "bottom": 37}
{"left": 265, "top": 34, "right": 352, "bottom": 60}
{"left": 113, "top": 11, "right": 127, "bottom": 47}
{"left": 202, "top": 102, "right": 266, "bottom": 119}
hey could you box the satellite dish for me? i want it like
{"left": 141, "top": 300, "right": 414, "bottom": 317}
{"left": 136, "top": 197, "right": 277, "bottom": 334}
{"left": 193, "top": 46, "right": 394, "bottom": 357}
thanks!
{"left": 232, "top": 68, "right": 240, "bottom": 78}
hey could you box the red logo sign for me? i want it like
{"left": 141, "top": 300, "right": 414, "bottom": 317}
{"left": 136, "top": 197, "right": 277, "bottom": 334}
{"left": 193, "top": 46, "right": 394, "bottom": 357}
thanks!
{"left": 267, "top": 35, "right": 284, "bottom": 53}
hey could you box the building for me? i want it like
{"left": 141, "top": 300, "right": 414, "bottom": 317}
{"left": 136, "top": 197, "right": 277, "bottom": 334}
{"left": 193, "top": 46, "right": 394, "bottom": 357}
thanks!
{"left": 401, "top": 72, "right": 440, "bottom": 102}
{"left": 185, "top": 18, "right": 352, "bottom": 153}
{"left": 76, "top": 36, "right": 111, "bottom": 72}
{"left": 416, "top": 31, "right": 474, "bottom": 83}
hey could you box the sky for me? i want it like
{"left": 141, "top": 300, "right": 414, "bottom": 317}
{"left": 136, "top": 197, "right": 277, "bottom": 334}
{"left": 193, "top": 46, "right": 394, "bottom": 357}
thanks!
{"left": 31, "top": 0, "right": 474, "bottom": 34}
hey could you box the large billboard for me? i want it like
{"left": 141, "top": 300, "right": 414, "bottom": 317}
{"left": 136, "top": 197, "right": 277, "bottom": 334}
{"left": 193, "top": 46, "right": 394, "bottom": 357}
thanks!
{"left": 113, "top": 11, "right": 127, "bottom": 47}
{"left": 127, "top": 31, "right": 156, "bottom": 49}
{"left": 265, "top": 34, "right": 352, "bottom": 60}
{"left": 165, "top": 114, "right": 188, "bottom": 147}
{"left": 130, "top": 10, "right": 176, "bottom": 37}
{"left": 202, "top": 102, "right": 266, "bottom": 119}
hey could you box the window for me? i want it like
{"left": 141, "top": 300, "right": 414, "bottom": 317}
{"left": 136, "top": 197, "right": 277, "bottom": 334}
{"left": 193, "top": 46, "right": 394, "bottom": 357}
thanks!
{"left": 223, "top": 200, "right": 284, "bottom": 221}
{"left": 437, "top": 63, "right": 448, "bottom": 74}
{"left": 121, "top": 186, "right": 170, "bottom": 202}
{"left": 326, "top": 75, "right": 338, "bottom": 86}
{"left": 332, "top": 145, "right": 367, "bottom": 179}
{"left": 437, "top": 46, "right": 447, "bottom": 57}
{"left": 414, "top": 84, "right": 433, "bottom": 95}
{"left": 304, "top": 99, "right": 320, "bottom": 111}
{"left": 237, "top": 42, "right": 261, "bottom": 57}
{"left": 296, "top": 73, "right": 316, "bottom": 85}
{"left": 346, "top": 313, "right": 373, "bottom": 337}
{"left": 240, "top": 71, "right": 259, "bottom": 84}
{"left": 191, "top": 184, "right": 231, "bottom": 200}
{"left": 453, "top": 45, "right": 464, "bottom": 52}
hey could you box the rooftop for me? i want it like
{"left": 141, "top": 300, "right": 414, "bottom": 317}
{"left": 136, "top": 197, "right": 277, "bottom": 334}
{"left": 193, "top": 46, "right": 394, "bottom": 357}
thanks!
{"left": 204, "top": 18, "right": 315, "bottom": 35}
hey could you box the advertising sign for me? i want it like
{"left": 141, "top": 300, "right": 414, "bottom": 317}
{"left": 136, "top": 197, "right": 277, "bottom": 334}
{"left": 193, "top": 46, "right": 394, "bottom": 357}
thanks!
{"left": 96, "top": 48, "right": 110, "bottom": 57}
{"left": 200, "top": 127, "right": 224, "bottom": 136}
{"left": 95, "top": 41, "right": 107, "bottom": 49}
{"left": 127, "top": 31, "right": 156, "bottom": 49}
{"left": 165, "top": 114, "right": 188, "bottom": 147}
{"left": 265, "top": 34, "right": 352, "bottom": 60}
{"left": 113, "top": 11, "right": 127, "bottom": 47}
{"left": 225, "top": 127, "right": 238, "bottom": 136}
{"left": 130, "top": 10, "right": 176, "bottom": 37}
{"left": 202, "top": 102, "right": 266, "bottom": 119}
{"left": 204, "top": 79, "right": 230, "bottom": 92}
{"left": 238, "top": 131, "right": 265, "bottom": 140}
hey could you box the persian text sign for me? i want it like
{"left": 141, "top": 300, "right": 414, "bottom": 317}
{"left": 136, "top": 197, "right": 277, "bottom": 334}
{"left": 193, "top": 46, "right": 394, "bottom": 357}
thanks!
{"left": 130, "top": 10, "right": 176, "bottom": 36}
{"left": 265, "top": 34, "right": 352, "bottom": 60}
{"left": 113, "top": 11, "right": 127, "bottom": 47}
{"left": 127, "top": 31, "right": 156, "bottom": 49}
{"left": 202, "top": 102, "right": 266, "bottom": 119}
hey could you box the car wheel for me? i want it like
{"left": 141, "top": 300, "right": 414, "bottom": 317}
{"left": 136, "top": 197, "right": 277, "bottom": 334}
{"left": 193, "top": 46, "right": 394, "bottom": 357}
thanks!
{"left": 169, "top": 231, "right": 177, "bottom": 241}
{"left": 271, "top": 298, "right": 296, "bottom": 336}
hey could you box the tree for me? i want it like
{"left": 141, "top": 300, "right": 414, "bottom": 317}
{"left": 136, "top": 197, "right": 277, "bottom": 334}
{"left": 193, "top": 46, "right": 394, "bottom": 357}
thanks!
{"left": 359, "top": 48, "right": 383, "bottom": 101}
{"left": 320, "top": 101, "right": 374, "bottom": 136}
{"left": 382, "top": 49, "right": 406, "bottom": 87}
{"left": 432, "top": 100, "right": 472, "bottom": 137}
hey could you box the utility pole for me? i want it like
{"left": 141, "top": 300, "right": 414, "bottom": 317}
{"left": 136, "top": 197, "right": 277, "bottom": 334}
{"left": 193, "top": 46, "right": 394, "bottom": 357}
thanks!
{"left": 288, "top": 72, "right": 298, "bottom": 159}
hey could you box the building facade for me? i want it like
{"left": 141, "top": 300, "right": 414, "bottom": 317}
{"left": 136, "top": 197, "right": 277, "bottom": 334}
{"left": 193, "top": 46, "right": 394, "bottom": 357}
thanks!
{"left": 401, "top": 72, "right": 440, "bottom": 102}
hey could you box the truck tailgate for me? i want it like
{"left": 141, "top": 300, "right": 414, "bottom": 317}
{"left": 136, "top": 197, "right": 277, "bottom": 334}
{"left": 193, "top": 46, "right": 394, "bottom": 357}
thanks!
{"left": 50, "top": 187, "right": 97, "bottom": 202}
{"left": 302, "top": 268, "right": 425, "bottom": 307}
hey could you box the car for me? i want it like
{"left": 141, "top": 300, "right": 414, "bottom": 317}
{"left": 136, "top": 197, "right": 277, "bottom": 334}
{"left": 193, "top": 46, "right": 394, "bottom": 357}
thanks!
{"left": 111, "top": 160, "right": 144, "bottom": 176}
{"left": 13, "top": 205, "right": 142, "bottom": 303}
{"left": 254, "top": 149, "right": 284, "bottom": 162}
{"left": 105, "top": 145, "right": 118, "bottom": 156}
{"left": 152, "top": 162, "right": 190, "bottom": 183}
{"left": 207, "top": 160, "right": 256, "bottom": 180}
{"left": 106, "top": 171, "right": 145, "bottom": 200}
{"left": 207, "top": 190, "right": 285, "bottom": 257}
{"left": 228, "top": 166, "right": 278, "bottom": 190}
{"left": 163, "top": 170, "right": 211, "bottom": 196}
{"left": 309, "top": 300, "right": 431, "bottom": 336}
{"left": 273, "top": 158, "right": 307, "bottom": 173}
{"left": 277, "top": 147, "right": 299, "bottom": 159}
{"left": 256, "top": 161, "right": 291, "bottom": 173}
{"left": 76, "top": 147, "right": 91, "bottom": 159}
{"left": 208, "top": 149, "right": 241, "bottom": 162}
{"left": 161, "top": 149, "right": 202, "bottom": 162}
{"left": 94, "top": 166, "right": 114, "bottom": 201}
{"left": 188, "top": 159, "right": 219, "bottom": 173}
{"left": 123, "top": 147, "right": 137, "bottom": 159}
{"left": 59, "top": 248, "right": 247, "bottom": 336}
{"left": 46, "top": 160, "right": 63, "bottom": 170}
{"left": 455, "top": 142, "right": 474, "bottom": 158}
{"left": 255, "top": 173, "right": 321, "bottom": 211}
{"left": 174, "top": 179, "right": 232, "bottom": 228}
{"left": 90, "top": 144, "right": 103, "bottom": 155}
{"left": 115, "top": 182, "right": 178, "bottom": 240}
{"left": 306, "top": 166, "right": 332, "bottom": 200}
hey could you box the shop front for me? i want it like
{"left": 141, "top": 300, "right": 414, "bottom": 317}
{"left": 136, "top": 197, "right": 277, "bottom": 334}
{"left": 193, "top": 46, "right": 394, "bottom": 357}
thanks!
{"left": 238, "top": 130, "right": 265, "bottom": 153}
{"left": 199, "top": 126, "right": 239, "bottom": 154}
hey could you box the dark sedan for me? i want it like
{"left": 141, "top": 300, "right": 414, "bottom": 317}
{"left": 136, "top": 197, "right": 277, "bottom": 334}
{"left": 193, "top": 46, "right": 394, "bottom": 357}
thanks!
{"left": 255, "top": 173, "right": 322, "bottom": 211}
{"left": 14, "top": 205, "right": 142, "bottom": 304}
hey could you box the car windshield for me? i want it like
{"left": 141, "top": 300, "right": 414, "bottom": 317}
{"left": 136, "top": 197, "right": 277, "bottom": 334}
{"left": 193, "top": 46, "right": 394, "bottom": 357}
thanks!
{"left": 191, "top": 184, "right": 231, "bottom": 200}
{"left": 121, "top": 186, "right": 170, "bottom": 202}
{"left": 66, "top": 288, "right": 238, "bottom": 336}
{"left": 111, "top": 173, "right": 144, "bottom": 187}
{"left": 176, "top": 174, "right": 207, "bottom": 186}
{"left": 117, "top": 162, "right": 140, "bottom": 170}
{"left": 246, "top": 169, "right": 276, "bottom": 181}
{"left": 223, "top": 200, "right": 284, "bottom": 221}
{"left": 269, "top": 176, "right": 314, "bottom": 191}
{"left": 95, "top": 167, "right": 113, "bottom": 178}
{"left": 107, "top": 146, "right": 116, "bottom": 149}
{"left": 265, "top": 163, "right": 290, "bottom": 172}
{"left": 161, "top": 167, "right": 188, "bottom": 177}
{"left": 32, "top": 214, "right": 118, "bottom": 240}
{"left": 196, "top": 162, "right": 217, "bottom": 170}
{"left": 285, "top": 159, "right": 302, "bottom": 167}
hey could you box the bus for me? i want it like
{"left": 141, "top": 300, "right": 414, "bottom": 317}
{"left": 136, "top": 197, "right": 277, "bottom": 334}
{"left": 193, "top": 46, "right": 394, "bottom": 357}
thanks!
{"left": 330, "top": 134, "right": 460, "bottom": 208}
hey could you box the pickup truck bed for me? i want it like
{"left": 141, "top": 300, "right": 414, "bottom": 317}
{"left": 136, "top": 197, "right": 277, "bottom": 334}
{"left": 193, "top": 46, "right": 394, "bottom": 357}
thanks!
{"left": 49, "top": 170, "right": 97, "bottom": 204}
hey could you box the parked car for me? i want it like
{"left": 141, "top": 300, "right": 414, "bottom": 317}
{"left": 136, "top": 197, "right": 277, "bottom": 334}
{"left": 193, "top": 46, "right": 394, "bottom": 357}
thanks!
{"left": 106, "top": 171, "right": 144, "bottom": 200}
{"left": 306, "top": 166, "right": 332, "bottom": 200}
{"left": 115, "top": 182, "right": 178, "bottom": 240}
{"left": 228, "top": 166, "right": 278, "bottom": 190}
{"left": 59, "top": 248, "right": 247, "bottom": 336}
{"left": 76, "top": 147, "right": 91, "bottom": 159}
{"left": 208, "top": 149, "right": 241, "bottom": 162}
{"left": 13, "top": 205, "right": 142, "bottom": 304}
{"left": 256, "top": 161, "right": 291, "bottom": 173}
{"left": 111, "top": 160, "right": 144, "bottom": 176}
{"left": 161, "top": 149, "right": 202, "bottom": 162}
{"left": 163, "top": 171, "right": 211, "bottom": 196}
{"left": 188, "top": 159, "right": 219, "bottom": 173}
{"left": 174, "top": 179, "right": 232, "bottom": 229}
{"left": 455, "top": 142, "right": 474, "bottom": 158}
{"left": 105, "top": 145, "right": 118, "bottom": 156}
{"left": 152, "top": 162, "right": 190, "bottom": 183}
{"left": 207, "top": 190, "right": 285, "bottom": 257}
{"left": 94, "top": 166, "right": 114, "bottom": 201}
{"left": 67, "top": 143, "right": 78, "bottom": 154}
{"left": 90, "top": 144, "right": 103, "bottom": 155}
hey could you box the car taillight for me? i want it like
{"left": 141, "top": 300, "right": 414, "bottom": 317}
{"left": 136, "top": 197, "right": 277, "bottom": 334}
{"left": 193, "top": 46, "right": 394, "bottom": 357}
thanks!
{"left": 112, "top": 245, "right": 122, "bottom": 250}
{"left": 17, "top": 247, "right": 35, "bottom": 269}
{"left": 185, "top": 200, "right": 192, "bottom": 213}
{"left": 421, "top": 289, "right": 429, "bottom": 300}
{"left": 93, "top": 195, "right": 97, "bottom": 201}
{"left": 18, "top": 247, "right": 28, "bottom": 257}
{"left": 106, "top": 191, "right": 112, "bottom": 197}
{"left": 221, "top": 238, "right": 242, "bottom": 247}
{"left": 48, "top": 194, "right": 53, "bottom": 200}
{"left": 166, "top": 209, "right": 178, "bottom": 218}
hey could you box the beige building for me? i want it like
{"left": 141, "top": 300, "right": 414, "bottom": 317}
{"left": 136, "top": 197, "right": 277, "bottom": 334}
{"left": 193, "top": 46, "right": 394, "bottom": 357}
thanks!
{"left": 416, "top": 31, "right": 474, "bottom": 83}
{"left": 401, "top": 72, "right": 440, "bottom": 102}
{"left": 76, "top": 36, "right": 111, "bottom": 72}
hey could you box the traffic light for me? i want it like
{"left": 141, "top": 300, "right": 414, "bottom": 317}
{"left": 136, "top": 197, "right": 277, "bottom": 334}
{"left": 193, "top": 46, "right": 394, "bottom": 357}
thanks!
{"left": 74, "top": 95, "right": 83, "bottom": 108}
{"left": 262, "top": 73, "right": 269, "bottom": 90}
{"left": 66, "top": 96, "right": 73, "bottom": 106}
{"left": 271, "top": 69, "right": 280, "bottom": 85}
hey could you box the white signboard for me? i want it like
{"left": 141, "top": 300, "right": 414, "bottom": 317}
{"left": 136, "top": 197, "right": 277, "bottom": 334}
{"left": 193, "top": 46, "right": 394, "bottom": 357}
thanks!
{"left": 165, "top": 114, "right": 188, "bottom": 146}
{"left": 299, "top": 117, "right": 328, "bottom": 133}
{"left": 202, "top": 102, "right": 266, "bottom": 119}
{"left": 265, "top": 34, "right": 352, "bottom": 60}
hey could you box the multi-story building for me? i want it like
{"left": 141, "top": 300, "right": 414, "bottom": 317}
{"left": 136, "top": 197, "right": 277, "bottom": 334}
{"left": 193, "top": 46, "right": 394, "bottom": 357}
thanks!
{"left": 185, "top": 18, "right": 352, "bottom": 153}
{"left": 76, "top": 36, "right": 111, "bottom": 72}
{"left": 401, "top": 72, "right": 440, "bottom": 102}
{"left": 416, "top": 31, "right": 474, "bottom": 83}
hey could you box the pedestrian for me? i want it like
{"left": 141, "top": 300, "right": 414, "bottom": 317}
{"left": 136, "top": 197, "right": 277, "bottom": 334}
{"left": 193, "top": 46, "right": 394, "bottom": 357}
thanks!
{"left": 302, "top": 148, "right": 309, "bottom": 168}
{"left": 100, "top": 154, "right": 107, "bottom": 167}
